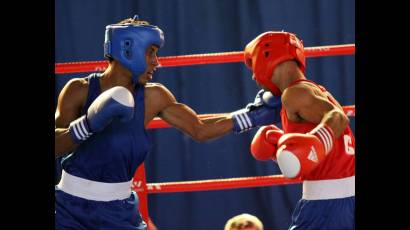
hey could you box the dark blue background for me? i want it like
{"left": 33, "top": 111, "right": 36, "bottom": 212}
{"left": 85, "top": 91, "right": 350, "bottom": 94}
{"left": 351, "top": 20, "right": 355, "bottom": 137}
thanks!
{"left": 55, "top": 1, "right": 354, "bottom": 229}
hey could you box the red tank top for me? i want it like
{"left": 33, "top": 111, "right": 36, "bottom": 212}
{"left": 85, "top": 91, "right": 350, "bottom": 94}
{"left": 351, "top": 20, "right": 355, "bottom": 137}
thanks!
{"left": 280, "top": 79, "right": 355, "bottom": 180}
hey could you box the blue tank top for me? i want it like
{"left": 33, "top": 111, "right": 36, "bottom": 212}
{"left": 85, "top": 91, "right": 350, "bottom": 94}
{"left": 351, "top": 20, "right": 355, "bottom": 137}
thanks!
{"left": 61, "top": 73, "right": 150, "bottom": 183}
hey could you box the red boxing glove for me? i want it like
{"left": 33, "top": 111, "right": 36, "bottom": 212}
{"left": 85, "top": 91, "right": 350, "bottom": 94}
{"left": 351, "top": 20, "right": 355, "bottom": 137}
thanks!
{"left": 250, "top": 125, "right": 284, "bottom": 161}
{"left": 276, "top": 124, "right": 334, "bottom": 178}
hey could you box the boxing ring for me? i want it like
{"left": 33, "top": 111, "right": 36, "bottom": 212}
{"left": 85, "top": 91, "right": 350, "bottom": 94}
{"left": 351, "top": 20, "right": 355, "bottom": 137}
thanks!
{"left": 55, "top": 43, "right": 355, "bottom": 229}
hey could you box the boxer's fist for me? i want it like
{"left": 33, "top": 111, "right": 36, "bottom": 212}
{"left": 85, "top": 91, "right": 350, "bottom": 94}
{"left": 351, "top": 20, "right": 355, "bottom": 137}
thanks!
{"left": 69, "top": 86, "right": 135, "bottom": 143}
{"left": 276, "top": 133, "right": 326, "bottom": 178}
{"left": 231, "top": 90, "right": 281, "bottom": 133}
{"left": 250, "top": 125, "right": 283, "bottom": 161}
{"left": 245, "top": 89, "right": 280, "bottom": 110}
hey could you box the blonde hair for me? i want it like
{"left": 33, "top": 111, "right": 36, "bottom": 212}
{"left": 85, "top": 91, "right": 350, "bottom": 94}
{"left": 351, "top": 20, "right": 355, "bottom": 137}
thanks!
{"left": 224, "top": 213, "right": 263, "bottom": 230}
{"left": 116, "top": 17, "right": 150, "bottom": 26}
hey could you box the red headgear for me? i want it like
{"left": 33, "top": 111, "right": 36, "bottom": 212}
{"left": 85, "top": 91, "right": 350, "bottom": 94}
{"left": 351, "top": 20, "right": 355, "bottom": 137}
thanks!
{"left": 244, "top": 31, "right": 305, "bottom": 96}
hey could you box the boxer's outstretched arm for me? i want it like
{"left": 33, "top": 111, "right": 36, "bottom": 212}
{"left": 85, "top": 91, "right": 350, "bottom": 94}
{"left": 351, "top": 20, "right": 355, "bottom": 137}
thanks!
{"left": 147, "top": 84, "right": 282, "bottom": 141}
{"left": 146, "top": 84, "right": 232, "bottom": 142}
{"left": 161, "top": 102, "right": 233, "bottom": 142}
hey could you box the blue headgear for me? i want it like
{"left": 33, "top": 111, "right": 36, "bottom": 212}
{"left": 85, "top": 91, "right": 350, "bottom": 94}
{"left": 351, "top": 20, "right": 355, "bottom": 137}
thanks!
{"left": 104, "top": 15, "right": 164, "bottom": 84}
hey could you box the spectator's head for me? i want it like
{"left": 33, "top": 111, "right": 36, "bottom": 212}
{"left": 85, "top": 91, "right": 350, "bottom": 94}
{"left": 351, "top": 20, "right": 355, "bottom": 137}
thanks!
{"left": 224, "top": 213, "right": 263, "bottom": 230}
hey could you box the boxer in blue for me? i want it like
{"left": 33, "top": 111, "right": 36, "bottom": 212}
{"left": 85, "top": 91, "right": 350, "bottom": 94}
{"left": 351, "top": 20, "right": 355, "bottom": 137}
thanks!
{"left": 54, "top": 15, "right": 282, "bottom": 229}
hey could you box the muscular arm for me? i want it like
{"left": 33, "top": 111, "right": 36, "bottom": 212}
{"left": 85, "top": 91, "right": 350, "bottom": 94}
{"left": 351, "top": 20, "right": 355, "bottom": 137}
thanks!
{"left": 55, "top": 79, "right": 87, "bottom": 157}
{"left": 161, "top": 103, "right": 233, "bottom": 142}
{"left": 282, "top": 85, "right": 349, "bottom": 138}
{"left": 146, "top": 84, "right": 233, "bottom": 142}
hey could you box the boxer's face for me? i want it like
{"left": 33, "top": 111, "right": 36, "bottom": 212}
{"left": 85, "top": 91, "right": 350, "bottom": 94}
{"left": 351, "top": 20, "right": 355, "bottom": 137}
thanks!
{"left": 138, "top": 45, "right": 159, "bottom": 85}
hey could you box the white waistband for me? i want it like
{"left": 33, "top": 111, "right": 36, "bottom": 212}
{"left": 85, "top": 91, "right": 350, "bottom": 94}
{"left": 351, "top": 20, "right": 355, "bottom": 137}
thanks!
{"left": 57, "top": 170, "right": 132, "bottom": 201}
{"left": 302, "top": 176, "right": 355, "bottom": 200}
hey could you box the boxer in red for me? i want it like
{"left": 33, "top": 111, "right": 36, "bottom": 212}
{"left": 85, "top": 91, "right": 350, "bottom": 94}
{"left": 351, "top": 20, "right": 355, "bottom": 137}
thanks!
{"left": 247, "top": 31, "right": 355, "bottom": 230}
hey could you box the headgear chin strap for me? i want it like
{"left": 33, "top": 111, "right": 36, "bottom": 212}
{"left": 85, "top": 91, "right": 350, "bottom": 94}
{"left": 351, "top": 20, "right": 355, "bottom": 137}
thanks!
{"left": 104, "top": 17, "right": 164, "bottom": 84}
{"left": 244, "top": 31, "right": 305, "bottom": 96}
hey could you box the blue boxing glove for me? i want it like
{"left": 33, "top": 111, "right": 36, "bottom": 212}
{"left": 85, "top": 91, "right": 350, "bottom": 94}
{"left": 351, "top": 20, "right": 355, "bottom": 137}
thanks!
{"left": 231, "top": 90, "right": 281, "bottom": 133}
{"left": 68, "top": 86, "right": 135, "bottom": 143}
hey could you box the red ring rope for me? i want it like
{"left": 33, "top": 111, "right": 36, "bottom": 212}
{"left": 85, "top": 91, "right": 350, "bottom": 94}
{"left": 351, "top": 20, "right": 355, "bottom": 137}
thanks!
{"left": 55, "top": 44, "right": 355, "bottom": 74}
{"left": 145, "top": 174, "right": 301, "bottom": 194}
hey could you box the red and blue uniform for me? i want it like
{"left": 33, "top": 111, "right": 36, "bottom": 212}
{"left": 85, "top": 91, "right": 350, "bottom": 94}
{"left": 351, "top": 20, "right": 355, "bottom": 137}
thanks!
{"left": 281, "top": 80, "right": 355, "bottom": 230}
